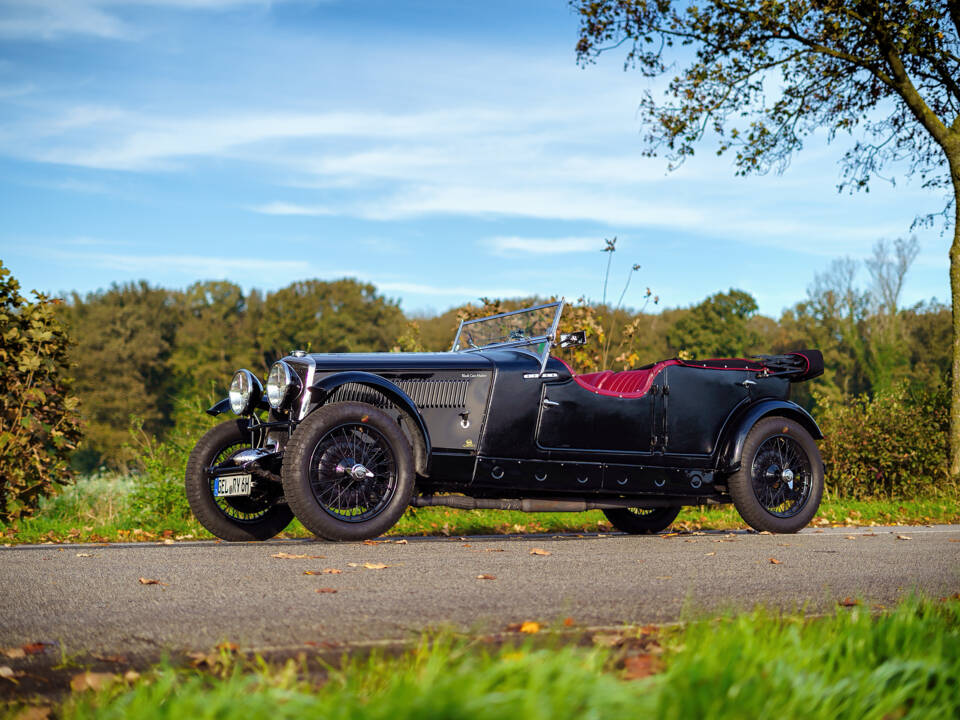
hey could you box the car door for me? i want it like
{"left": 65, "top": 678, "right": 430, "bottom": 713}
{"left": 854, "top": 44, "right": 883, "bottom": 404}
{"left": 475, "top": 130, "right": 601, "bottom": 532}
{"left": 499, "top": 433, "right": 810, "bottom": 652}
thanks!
{"left": 662, "top": 364, "right": 750, "bottom": 456}
{"left": 535, "top": 377, "right": 661, "bottom": 454}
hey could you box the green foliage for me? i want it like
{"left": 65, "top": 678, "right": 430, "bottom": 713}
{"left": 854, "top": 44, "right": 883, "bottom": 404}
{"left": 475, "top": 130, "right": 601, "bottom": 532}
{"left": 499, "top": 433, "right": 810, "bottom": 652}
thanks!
{"left": 817, "top": 384, "right": 951, "bottom": 499}
{"left": 0, "top": 261, "right": 81, "bottom": 522}
{"left": 666, "top": 289, "right": 759, "bottom": 358}
{"left": 55, "top": 597, "right": 960, "bottom": 720}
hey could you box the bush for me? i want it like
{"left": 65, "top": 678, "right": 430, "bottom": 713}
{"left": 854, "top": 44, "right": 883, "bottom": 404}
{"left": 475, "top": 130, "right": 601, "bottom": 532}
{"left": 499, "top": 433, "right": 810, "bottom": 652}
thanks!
{"left": 0, "top": 262, "right": 82, "bottom": 522}
{"left": 816, "top": 383, "right": 951, "bottom": 499}
{"left": 127, "top": 396, "right": 218, "bottom": 523}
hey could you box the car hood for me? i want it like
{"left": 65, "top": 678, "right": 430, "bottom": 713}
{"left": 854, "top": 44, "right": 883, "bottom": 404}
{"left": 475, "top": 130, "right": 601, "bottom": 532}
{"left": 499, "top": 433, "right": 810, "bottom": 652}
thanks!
{"left": 285, "top": 351, "right": 496, "bottom": 375}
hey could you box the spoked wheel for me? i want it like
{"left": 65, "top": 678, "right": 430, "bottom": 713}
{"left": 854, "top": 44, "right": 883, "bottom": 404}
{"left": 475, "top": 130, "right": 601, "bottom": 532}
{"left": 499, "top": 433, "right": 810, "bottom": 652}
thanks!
{"left": 728, "top": 416, "right": 824, "bottom": 533}
{"left": 283, "top": 402, "right": 415, "bottom": 541}
{"left": 603, "top": 506, "right": 681, "bottom": 534}
{"left": 185, "top": 420, "right": 293, "bottom": 541}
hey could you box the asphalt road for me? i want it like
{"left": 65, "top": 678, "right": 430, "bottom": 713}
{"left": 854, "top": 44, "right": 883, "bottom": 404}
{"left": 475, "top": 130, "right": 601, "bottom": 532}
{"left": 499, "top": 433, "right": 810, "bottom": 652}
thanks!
{"left": 2, "top": 525, "right": 959, "bottom": 660}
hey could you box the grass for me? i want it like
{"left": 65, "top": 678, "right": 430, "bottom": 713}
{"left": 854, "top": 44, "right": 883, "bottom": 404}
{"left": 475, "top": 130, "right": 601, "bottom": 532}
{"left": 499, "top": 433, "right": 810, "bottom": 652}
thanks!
{"left": 5, "top": 595, "right": 960, "bottom": 719}
{"left": 2, "top": 473, "right": 959, "bottom": 545}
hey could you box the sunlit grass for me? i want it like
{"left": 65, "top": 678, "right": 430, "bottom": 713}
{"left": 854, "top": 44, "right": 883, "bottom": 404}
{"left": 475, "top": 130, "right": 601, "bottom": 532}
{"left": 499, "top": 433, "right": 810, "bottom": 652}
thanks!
{"left": 2, "top": 473, "right": 958, "bottom": 545}
{"left": 7, "top": 596, "right": 958, "bottom": 720}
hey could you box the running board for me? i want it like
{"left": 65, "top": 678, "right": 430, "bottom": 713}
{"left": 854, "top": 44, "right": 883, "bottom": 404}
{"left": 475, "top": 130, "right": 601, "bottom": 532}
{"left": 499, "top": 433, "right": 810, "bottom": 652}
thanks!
{"left": 411, "top": 495, "right": 725, "bottom": 512}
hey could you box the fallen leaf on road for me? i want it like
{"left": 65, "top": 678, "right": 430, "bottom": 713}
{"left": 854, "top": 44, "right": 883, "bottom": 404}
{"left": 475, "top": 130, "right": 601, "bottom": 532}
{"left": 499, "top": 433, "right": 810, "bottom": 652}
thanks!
{"left": 484, "top": 548, "right": 505, "bottom": 553}
{"left": 845, "top": 535, "right": 857, "bottom": 540}
{"left": 0, "top": 666, "right": 15, "bottom": 681}
{"left": 70, "top": 672, "right": 117, "bottom": 692}
{"left": 187, "top": 652, "right": 216, "bottom": 668}
{"left": 655, "top": 576, "right": 672, "bottom": 580}
{"left": 216, "top": 642, "right": 239, "bottom": 653}
{"left": 564, "top": 617, "right": 575, "bottom": 627}
{"left": 304, "top": 568, "right": 342, "bottom": 575}
{"left": 863, "top": 533, "right": 877, "bottom": 537}
{"left": 476, "top": 574, "right": 496, "bottom": 580}
{"left": 161, "top": 539, "right": 175, "bottom": 545}
{"left": 316, "top": 588, "right": 338, "bottom": 594}
{"left": 758, "top": 530, "right": 773, "bottom": 535}
{"left": 704, "top": 552, "right": 716, "bottom": 557}
{"left": 272, "top": 552, "right": 324, "bottom": 559}
{"left": 362, "top": 562, "right": 390, "bottom": 570}
{"left": 896, "top": 535, "right": 913, "bottom": 541}
{"left": 529, "top": 548, "right": 551, "bottom": 556}
{"left": 22, "top": 643, "right": 48, "bottom": 655}
{"left": 519, "top": 621, "right": 540, "bottom": 634}
{"left": 395, "top": 539, "right": 408, "bottom": 545}
{"left": 75, "top": 553, "right": 94, "bottom": 558}
{"left": 839, "top": 597, "right": 860, "bottom": 607}
{"left": 624, "top": 653, "right": 661, "bottom": 680}
{"left": 138, "top": 577, "right": 165, "bottom": 586}
{"left": 769, "top": 558, "right": 781, "bottom": 564}
{"left": 1, "top": 648, "right": 25, "bottom": 659}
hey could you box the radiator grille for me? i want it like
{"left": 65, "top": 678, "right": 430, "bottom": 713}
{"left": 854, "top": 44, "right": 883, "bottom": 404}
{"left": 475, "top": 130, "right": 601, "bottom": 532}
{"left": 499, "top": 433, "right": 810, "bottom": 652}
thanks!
{"left": 327, "top": 380, "right": 468, "bottom": 410}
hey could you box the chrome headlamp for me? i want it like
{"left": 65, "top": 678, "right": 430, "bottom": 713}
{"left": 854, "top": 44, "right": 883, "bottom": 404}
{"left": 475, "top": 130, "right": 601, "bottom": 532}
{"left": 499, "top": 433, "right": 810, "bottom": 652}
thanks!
{"left": 266, "top": 360, "right": 301, "bottom": 410}
{"left": 228, "top": 369, "right": 262, "bottom": 415}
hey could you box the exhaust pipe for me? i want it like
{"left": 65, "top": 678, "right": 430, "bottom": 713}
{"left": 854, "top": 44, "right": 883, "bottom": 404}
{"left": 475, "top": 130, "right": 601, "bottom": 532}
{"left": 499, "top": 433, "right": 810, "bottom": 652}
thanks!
{"left": 410, "top": 495, "right": 702, "bottom": 512}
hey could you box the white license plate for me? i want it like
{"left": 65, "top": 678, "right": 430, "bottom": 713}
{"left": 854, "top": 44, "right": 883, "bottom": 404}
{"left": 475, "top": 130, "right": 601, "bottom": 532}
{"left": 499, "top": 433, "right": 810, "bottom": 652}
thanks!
{"left": 214, "top": 474, "right": 252, "bottom": 497}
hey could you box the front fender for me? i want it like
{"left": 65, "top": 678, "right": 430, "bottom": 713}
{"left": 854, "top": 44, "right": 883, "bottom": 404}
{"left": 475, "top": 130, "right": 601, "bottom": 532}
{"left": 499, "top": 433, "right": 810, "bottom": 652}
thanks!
{"left": 717, "top": 399, "right": 822, "bottom": 473}
{"left": 205, "top": 395, "right": 269, "bottom": 417}
{"left": 311, "top": 371, "right": 432, "bottom": 475}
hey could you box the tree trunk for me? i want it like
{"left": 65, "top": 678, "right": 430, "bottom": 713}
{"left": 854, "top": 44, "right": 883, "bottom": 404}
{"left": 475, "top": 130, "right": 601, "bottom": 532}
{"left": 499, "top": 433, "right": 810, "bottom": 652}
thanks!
{"left": 950, "top": 151, "right": 960, "bottom": 477}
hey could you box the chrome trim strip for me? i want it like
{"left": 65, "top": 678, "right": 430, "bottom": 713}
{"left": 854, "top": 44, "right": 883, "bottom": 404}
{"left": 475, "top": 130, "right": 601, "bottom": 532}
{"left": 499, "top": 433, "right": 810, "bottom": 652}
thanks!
{"left": 539, "top": 297, "right": 565, "bottom": 375}
{"left": 297, "top": 354, "right": 317, "bottom": 421}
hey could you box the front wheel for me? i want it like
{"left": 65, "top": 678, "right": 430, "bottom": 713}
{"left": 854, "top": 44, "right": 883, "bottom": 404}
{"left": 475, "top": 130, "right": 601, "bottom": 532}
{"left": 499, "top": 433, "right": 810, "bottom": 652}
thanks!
{"left": 727, "top": 416, "right": 824, "bottom": 533}
{"left": 282, "top": 402, "right": 415, "bottom": 541}
{"left": 185, "top": 420, "right": 293, "bottom": 541}
{"left": 603, "top": 506, "right": 681, "bottom": 534}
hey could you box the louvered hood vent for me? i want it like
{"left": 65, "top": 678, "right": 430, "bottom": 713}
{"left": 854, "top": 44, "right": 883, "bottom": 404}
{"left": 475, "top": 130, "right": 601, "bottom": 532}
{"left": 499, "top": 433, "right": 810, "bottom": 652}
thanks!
{"left": 328, "top": 379, "right": 468, "bottom": 410}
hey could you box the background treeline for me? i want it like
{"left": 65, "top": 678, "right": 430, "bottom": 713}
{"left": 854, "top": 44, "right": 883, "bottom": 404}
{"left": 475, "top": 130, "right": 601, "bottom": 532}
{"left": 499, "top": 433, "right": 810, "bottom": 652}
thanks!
{"left": 57, "top": 237, "right": 950, "bottom": 488}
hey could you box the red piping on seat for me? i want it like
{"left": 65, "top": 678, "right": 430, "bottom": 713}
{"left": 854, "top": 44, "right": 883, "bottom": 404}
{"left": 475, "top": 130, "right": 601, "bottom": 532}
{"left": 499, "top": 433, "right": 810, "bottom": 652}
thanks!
{"left": 552, "top": 356, "right": 679, "bottom": 398}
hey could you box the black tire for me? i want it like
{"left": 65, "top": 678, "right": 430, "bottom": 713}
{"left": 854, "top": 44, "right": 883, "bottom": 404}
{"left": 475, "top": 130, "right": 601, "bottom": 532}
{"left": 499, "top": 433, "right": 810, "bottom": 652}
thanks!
{"left": 185, "top": 420, "right": 293, "bottom": 541}
{"left": 282, "top": 402, "right": 415, "bottom": 541}
{"left": 728, "top": 416, "right": 824, "bottom": 533}
{"left": 603, "top": 506, "right": 681, "bottom": 534}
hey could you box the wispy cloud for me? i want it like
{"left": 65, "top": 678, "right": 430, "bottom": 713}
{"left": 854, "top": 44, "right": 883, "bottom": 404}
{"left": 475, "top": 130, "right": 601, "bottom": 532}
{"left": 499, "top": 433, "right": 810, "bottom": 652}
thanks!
{"left": 52, "top": 250, "right": 312, "bottom": 276}
{"left": 486, "top": 236, "right": 604, "bottom": 255}
{"left": 376, "top": 281, "right": 528, "bottom": 298}
{"left": 249, "top": 202, "right": 334, "bottom": 216}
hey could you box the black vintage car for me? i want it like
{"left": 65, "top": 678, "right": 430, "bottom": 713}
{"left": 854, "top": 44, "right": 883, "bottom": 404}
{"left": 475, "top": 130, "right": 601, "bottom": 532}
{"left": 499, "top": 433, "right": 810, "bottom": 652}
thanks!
{"left": 185, "top": 300, "right": 825, "bottom": 541}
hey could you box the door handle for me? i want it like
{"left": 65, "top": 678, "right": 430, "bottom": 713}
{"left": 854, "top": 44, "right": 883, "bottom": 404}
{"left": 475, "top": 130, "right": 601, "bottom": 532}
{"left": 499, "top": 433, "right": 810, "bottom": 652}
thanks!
{"left": 738, "top": 379, "right": 757, "bottom": 388}
{"left": 542, "top": 398, "right": 560, "bottom": 407}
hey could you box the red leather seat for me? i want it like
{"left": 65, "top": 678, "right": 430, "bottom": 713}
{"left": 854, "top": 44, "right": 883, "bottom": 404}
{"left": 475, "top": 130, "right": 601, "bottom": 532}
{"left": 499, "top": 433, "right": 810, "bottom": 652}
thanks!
{"left": 569, "top": 360, "right": 679, "bottom": 398}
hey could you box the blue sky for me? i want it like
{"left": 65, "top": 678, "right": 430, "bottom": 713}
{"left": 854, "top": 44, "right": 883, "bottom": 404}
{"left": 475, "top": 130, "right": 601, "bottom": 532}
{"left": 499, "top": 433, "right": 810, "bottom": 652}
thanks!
{"left": 0, "top": 0, "right": 950, "bottom": 318}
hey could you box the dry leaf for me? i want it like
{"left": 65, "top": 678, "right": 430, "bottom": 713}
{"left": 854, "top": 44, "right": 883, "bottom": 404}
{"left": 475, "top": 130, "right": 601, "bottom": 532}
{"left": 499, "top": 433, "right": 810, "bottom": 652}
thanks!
{"left": 362, "top": 562, "right": 390, "bottom": 570}
{"left": 13, "top": 707, "right": 51, "bottom": 720}
{"left": 162, "top": 539, "right": 175, "bottom": 545}
{"left": 1, "top": 647, "right": 25, "bottom": 659}
{"left": 529, "top": 548, "right": 551, "bottom": 556}
{"left": 839, "top": 597, "right": 860, "bottom": 607}
{"left": 187, "top": 652, "right": 215, "bottom": 668}
{"left": 75, "top": 553, "right": 94, "bottom": 558}
{"left": 896, "top": 535, "right": 913, "bottom": 541}
{"left": 948, "top": 539, "right": 960, "bottom": 543}
{"left": 563, "top": 617, "right": 575, "bottom": 627}
{"left": 216, "top": 642, "right": 239, "bottom": 653}
{"left": 272, "top": 552, "right": 317, "bottom": 559}
{"left": 395, "top": 539, "right": 408, "bottom": 545}
{"left": 305, "top": 568, "right": 342, "bottom": 575}
{"left": 123, "top": 670, "right": 141, "bottom": 683}
{"left": 769, "top": 558, "right": 781, "bottom": 565}
{"left": 316, "top": 588, "right": 338, "bottom": 594}
{"left": 138, "top": 577, "right": 164, "bottom": 585}
{"left": 704, "top": 552, "right": 716, "bottom": 557}
{"left": 845, "top": 535, "right": 857, "bottom": 540}
{"left": 655, "top": 576, "right": 672, "bottom": 580}
{"left": 476, "top": 574, "right": 496, "bottom": 580}
{"left": 519, "top": 621, "right": 540, "bottom": 634}
{"left": 758, "top": 530, "right": 773, "bottom": 535}
{"left": 0, "top": 666, "right": 15, "bottom": 680}
{"left": 592, "top": 633, "right": 624, "bottom": 647}
{"left": 623, "top": 653, "right": 661, "bottom": 680}
{"left": 70, "top": 672, "right": 117, "bottom": 692}
{"left": 22, "top": 643, "right": 48, "bottom": 655}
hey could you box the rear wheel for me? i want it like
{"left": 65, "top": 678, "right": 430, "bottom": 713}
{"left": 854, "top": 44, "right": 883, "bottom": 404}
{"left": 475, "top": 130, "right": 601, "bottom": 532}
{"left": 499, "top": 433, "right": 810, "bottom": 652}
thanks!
{"left": 282, "top": 402, "right": 415, "bottom": 541}
{"left": 603, "top": 506, "right": 681, "bottom": 534}
{"left": 727, "top": 416, "right": 823, "bottom": 533}
{"left": 185, "top": 420, "right": 293, "bottom": 541}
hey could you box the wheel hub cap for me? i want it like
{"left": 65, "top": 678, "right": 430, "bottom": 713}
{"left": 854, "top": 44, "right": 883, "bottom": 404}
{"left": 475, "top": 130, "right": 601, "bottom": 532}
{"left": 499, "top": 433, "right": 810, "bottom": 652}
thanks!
{"left": 781, "top": 467, "right": 795, "bottom": 490}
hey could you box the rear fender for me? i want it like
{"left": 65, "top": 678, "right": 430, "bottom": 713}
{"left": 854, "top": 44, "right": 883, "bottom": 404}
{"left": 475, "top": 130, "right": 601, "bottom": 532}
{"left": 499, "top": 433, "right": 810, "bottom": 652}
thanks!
{"left": 717, "top": 400, "right": 822, "bottom": 473}
{"left": 311, "top": 371, "right": 432, "bottom": 476}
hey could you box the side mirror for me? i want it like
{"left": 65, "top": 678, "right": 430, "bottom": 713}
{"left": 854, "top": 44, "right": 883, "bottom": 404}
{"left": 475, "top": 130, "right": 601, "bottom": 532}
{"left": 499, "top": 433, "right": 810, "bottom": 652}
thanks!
{"left": 557, "top": 331, "right": 586, "bottom": 348}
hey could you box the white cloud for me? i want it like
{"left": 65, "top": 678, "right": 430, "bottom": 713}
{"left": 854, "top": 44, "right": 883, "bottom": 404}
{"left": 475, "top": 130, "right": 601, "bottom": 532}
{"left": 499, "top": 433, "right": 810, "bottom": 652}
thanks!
{"left": 376, "top": 282, "right": 528, "bottom": 298}
{"left": 249, "top": 202, "right": 334, "bottom": 216}
{"left": 52, "top": 250, "right": 311, "bottom": 276}
{"left": 487, "top": 236, "right": 604, "bottom": 255}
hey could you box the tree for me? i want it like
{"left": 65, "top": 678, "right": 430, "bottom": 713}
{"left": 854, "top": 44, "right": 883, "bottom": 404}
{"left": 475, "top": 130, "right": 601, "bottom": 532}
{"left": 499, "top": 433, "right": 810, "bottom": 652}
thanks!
{"left": 573, "top": 0, "right": 960, "bottom": 472}
{"left": 667, "top": 288, "right": 760, "bottom": 357}
{"left": 0, "top": 262, "right": 81, "bottom": 522}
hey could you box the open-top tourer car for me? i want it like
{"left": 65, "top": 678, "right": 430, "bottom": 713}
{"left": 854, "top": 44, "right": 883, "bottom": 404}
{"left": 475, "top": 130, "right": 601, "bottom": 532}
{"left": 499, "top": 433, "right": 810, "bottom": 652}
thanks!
{"left": 185, "top": 300, "right": 825, "bottom": 541}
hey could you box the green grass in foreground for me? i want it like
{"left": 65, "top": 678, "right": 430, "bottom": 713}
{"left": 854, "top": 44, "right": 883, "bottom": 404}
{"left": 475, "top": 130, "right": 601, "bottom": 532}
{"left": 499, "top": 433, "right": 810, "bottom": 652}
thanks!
{"left": 6, "top": 596, "right": 960, "bottom": 719}
{"left": 2, "top": 473, "right": 959, "bottom": 545}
